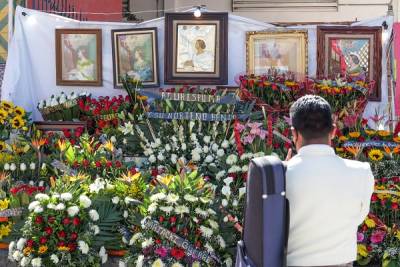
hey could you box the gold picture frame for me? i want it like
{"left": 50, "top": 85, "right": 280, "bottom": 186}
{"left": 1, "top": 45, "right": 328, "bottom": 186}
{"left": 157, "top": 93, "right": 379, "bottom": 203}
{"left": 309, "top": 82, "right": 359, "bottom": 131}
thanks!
{"left": 246, "top": 30, "right": 308, "bottom": 76}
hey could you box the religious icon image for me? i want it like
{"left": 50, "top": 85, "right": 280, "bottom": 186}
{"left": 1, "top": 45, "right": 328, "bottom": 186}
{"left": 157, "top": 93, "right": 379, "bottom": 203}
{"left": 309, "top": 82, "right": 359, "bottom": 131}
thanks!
{"left": 56, "top": 29, "right": 102, "bottom": 86}
{"left": 112, "top": 28, "right": 159, "bottom": 88}
{"left": 176, "top": 25, "right": 216, "bottom": 73}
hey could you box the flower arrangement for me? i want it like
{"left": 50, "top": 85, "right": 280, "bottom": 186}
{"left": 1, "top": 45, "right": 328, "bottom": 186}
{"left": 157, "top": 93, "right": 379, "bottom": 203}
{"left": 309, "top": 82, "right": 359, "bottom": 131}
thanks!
{"left": 9, "top": 190, "right": 107, "bottom": 266}
{"left": 122, "top": 171, "right": 232, "bottom": 267}
{"left": 38, "top": 92, "right": 89, "bottom": 121}
{"left": 0, "top": 100, "right": 29, "bottom": 140}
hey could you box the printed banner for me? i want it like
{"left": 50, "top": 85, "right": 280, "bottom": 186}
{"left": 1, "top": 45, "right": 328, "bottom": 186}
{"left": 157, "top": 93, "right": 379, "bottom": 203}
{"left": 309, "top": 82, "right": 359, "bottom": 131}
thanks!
{"left": 143, "top": 218, "right": 221, "bottom": 265}
{"left": 138, "top": 89, "right": 238, "bottom": 104}
{"left": 146, "top": 112, "right": 248, "bottom": 121}
{"left": 0, "top": 208, "right": 24, "bottom": 217}
{"left": 343, "top": 141, "right": 399, "bottom": 148}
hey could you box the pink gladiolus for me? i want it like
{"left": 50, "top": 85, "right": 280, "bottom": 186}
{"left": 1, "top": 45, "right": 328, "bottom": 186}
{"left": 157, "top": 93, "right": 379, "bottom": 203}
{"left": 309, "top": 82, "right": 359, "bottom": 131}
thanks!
{"left": 235, "top": 123, "right": 245, "bottom": 133}
{"left": 243, "top": 134, "right": 255, "bottom": 145}
{"left": 155, "top": 247, "right": 168, "bottom": 257}
{"left": 259, "top": 129, "right": 267, "bottom": 139}
{"left": 370, "top": 230, "right": 385, "bottom": 244}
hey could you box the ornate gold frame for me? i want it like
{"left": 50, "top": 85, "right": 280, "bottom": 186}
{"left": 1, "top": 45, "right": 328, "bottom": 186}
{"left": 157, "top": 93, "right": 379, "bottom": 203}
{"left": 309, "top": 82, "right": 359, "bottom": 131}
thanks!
{"left": 246, "top": 30, "right": 308, "bottom": 76}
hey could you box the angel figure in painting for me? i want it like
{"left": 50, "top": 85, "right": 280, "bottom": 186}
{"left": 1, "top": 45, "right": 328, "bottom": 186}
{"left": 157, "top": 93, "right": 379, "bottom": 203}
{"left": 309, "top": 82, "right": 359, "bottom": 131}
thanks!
{"left": 183, "top": 39, "right": 214, "bottom": 72}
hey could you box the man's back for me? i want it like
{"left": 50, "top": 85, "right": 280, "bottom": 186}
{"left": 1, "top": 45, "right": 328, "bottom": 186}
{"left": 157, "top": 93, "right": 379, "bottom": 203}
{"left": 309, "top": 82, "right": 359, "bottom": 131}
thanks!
{"left": 286, "top": 144, "right": 374, "bottom": 266}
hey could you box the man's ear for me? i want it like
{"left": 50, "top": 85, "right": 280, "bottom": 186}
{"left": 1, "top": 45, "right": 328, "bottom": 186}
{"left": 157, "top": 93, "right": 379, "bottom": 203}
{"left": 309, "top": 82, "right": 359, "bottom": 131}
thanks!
{"left": 291, "top": 127, "right": 298, "bottom": 143}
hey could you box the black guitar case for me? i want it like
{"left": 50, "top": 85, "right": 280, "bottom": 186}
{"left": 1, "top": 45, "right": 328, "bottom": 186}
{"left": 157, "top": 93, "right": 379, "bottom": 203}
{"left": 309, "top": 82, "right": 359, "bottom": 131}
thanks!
{"left": 235, "top": 156, "right": 289, "bottom": 267}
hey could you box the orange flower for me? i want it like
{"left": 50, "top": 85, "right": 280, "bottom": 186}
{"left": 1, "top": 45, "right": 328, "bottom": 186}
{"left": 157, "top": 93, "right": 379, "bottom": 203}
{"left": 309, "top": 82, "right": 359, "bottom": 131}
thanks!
{"left": 383, "top": 145, "right": 391, "bottom": 154}
{"left": 346, "top": 146, "right": 362, "bottom": 157}
{"left": 393, "top": 146, "right": 400, "bottom": 154}
{"left": 31, "top": 138, "right": 46, "bottom": 150}
{"left": 394, "top": 136, "right": 400, "bottom": 143}
{"left": 339, "top": 136, "right": 348, "bottom": 142}
{"left": 348, "top": 132, "right": 361, "bottom": 138}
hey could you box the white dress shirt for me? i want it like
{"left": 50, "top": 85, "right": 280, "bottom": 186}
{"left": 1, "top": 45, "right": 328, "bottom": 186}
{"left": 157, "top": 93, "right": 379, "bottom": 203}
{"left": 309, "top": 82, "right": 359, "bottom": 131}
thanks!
{"left": 286, "top": 144, "right": 374, "bottom": 266}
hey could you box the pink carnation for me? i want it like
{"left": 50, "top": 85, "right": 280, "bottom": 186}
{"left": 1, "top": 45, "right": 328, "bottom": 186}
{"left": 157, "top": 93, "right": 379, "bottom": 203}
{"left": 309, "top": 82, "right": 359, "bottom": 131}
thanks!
{"left": 370, "top": 230, "right": 385, "bottom": 244}
{"left": 357, "top": 232, "right": 364, "bottom": 242}
{"left": 155, "top": 246, "right": 168, "bottom": 257}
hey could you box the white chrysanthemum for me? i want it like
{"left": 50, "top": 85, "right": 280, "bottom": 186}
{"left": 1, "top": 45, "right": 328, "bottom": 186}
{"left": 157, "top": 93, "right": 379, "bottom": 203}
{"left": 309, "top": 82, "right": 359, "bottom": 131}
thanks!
{"left": 191, "top": 152, "right": 201, "bottom": 162}
{"left": 199, "top": 226, "right": 213, "bottom": 238}
{"left": 211, "top": 143, "right": 219, "bottom": 152}
{"left": 157, "top": 153, "right": 165, "bottom": 161}
{"left": 204, "top": 242, "right": 214, "bottom": 252}
{"left": 55, "top": 203, "right": 65, "bottom": 211}
{"left": 149, "top": 155, "right": 156, "bottom": 163}
{"left": 67, "top": 206, "right": 80, "bottom": 217}
{"left": 89, "top": 210, "right": 100, "bottom": 221}
{"left": 184, "top": 194, "right": 198, "bottom": 202}
{"left": 171, "top": 154, "right": 178, "bottom": 164}
{"left": 50, "top": 254, "right": 59, "bottom": 264}
{"left": 99, "top": 246, "right": 108, "bottom": 264}
{"left": 207, "top": 209, "right": 217, "bottom": 216}
{"left": 89, "top": 178, "right": 106, "bottom": 193}
{"left": 31, "top": 257, "right": 42, "bottom": 267}
{"left": 190, "top": 133, "right": 197, "bottom": 142}
{"left": 205, "top": 155, "right": 214, "bottom": 163}
{"left": 141, "top": 238, "right": 154, "bottom": 248}
{"left": 148, "top": 202, "right": 158, "bottom": 214}
{"left": 175, "top": 205, "right": 189, "bottom": 215}
{"left": 216, "top": 171, "right": 226, "bottom": 180}
{"left": 34, "top": 205, "right": 43, "bottom": 213}
{"left": 3, "top": 163, "right": 10, "bottom": 171}
{"left": 233, "top": 199, "right": 239, "bottom": 207}
{"left": 12, "top": 250, "right": 22, "bottom": 261}
{"left": 242, "top": 165, "right": 249, "bottom": 172}
{"left": 151, "top": 259, "right": 164, "bottom": 267}
{"left": 195, "top": 208, "right": 208, "bottom": 218}
{"left": 20, "top": 163, "right": 27, "bottom": 172}
{"left": 28, "top": 201, "right": 40, "bottom": 211}
{"left": 228, "top": 165, "right": 242, "bottom": 173}
{"left": 135, "top": 255, "right": 144, "bottom": 267}
{"left": 91, "top": 224, "right": 100, "bottom": 235}
{"left": 78, "top": 240, "right": 89, "bottom": 254}
{"left": 166, "top": 194, "right": 179, "bottom": 204}
{"left": 226, "top": 154, "right": 238, "bottom": 165}
{"left": 112, "top": 196, "right": 120, "bottom": 204}
{"left": 208, "top": 219, "right": 219, "bottom": 229}
{"left": 60, "top": 192, "right": 73, "bottom": 201}
{"left": 150, "top": 192, "right": 166, "bottom": 202}
{"left": 165, "top": 144, "right": 171, "bottom": 151}
{"left": 202, "top": 146, "right": 209, "bottom": 154}
{"left": 203, "top": 136, "right": 211, "bottom": 144}
{"left": 221, "top": 140, "right": 230, "bottom": 149}
{"left": 20, "top": 256, "right": 30, "bottom": 267}
{"left": 129, "top": 233, "right": 142, "bottom": 245}
{"left": 216, "top": 149, "right": 225, "bottom": 157}
{"left": 79, "top": 195, "right": 92, "bottom": 208}
{"left": 181, "top": 143, "right": 187, "bottom": 150}
{"left": 159, "top": 206, "right": 173, "bottom": 214}
{"left": 35, "top": 193, "right": 49, "bottom": 201}
{"left": 47, "top": 203, "right": 56, "bottom": 210}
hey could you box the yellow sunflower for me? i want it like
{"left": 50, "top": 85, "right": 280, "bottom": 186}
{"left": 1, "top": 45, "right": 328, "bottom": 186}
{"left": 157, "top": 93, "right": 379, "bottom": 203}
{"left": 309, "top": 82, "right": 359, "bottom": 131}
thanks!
{"left": 10, "top": 116, "right": 25, "bottom": 129}
{"left": 0, "top": 101, "right": 13, "bottom": 111}
{"left": 377, "top": 130, "right": 391, "bottom": 137}
{"left": 0, "top": 109, "right": 8, "bottom": 120}
{"left": 13, "top": 106, "right": 25, "bottom": 117}
{"left": 364, "top": 129, "right": 376, "bottom": 136}
{"left": 348, "top": 132, "right": 361, "bottom": 138}
{"left": 368, "top": 149, "right": 384, "bottom": 161}
{"left": 0, "top": 141, "right": 5, "bottom": 152}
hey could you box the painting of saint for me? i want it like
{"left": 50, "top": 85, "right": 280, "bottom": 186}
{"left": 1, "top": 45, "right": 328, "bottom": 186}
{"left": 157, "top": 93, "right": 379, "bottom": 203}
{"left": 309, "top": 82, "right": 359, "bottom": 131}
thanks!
{"left": 56, "top": 29, "right": 102, "bottom": 86}
{"left": 176, "top": 24, "right": 216, "bottom": 73}
{"left": 112, "top": 28, "right": 159, "bottom": 88}
{"left": 329, "top": 39, "right": 369, "bottom": 80}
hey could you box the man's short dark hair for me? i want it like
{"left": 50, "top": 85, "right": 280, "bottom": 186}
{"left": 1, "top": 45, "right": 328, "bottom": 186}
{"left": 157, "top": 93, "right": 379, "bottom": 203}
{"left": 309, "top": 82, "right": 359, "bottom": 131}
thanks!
{"left": 290, "top": 95, "right": 333, "bottom": 140}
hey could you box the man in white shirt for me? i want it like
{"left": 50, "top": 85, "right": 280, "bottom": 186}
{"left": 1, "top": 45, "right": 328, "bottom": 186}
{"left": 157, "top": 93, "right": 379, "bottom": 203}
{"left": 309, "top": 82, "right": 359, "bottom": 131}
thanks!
{"left": 286, "top": 95, "right": 374, "bottom": 267}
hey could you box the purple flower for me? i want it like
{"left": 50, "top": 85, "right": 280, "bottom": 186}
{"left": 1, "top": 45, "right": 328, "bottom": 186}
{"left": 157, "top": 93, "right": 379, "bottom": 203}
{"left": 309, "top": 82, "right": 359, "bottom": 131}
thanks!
{"left": 243, "top": 134, "right": 255, "bottom": 145}
{"left": 235, "top": 123, "right": 245, "bottom": 133}
{"left": 155, "top": 246, "right": 168, "bottom": 258}
{"left": 370, "top": 230, "right": 385, "bottom": 244}
{"left": 357, "top": 232, "right": 364, "bottom": 242}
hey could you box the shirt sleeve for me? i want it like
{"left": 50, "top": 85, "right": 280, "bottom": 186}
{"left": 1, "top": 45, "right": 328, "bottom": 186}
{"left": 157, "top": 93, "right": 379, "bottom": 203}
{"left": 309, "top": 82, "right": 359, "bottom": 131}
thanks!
{"left": 358, "top": 163, "right": 375, "bottom": 225}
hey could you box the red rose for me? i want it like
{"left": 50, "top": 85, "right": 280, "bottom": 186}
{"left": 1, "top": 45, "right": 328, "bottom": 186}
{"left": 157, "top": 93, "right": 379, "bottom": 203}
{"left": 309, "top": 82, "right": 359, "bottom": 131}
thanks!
{"left": 170, "top": 247, "right": 185, "bottom": 260}
{"left": 63, "top": 218, "right": 70, "bottom": 225}
{"left": 392, "top": 202, "right": 399, "bottom": 210}
{"left": 151, "top": 169, "right": 158, "bottom": 177}
{"left": 70, "top": 139, "right": 76, "bottom": 146}
{"left": 48, "top": 216, "right": 56, "bottom": 224}
{"left": 74, "top": 130, "right": 82, "bottom": 138}
{"left": 39, "top": 237, "right": 47, "bottom": 244}
{"left": 159, "top": 216, "right": 164, "bottom": 223}
{"left": 45, "top": 227, "right": 53, "bottom": 235}
{"left": 170, "top": 226, "right": 176, "bottom": 233}
{"left": 57, "top": 241, "right": 65, "bottom": 247}
{"left": 72, "top": 217, "right": 80, "bottom": 226}
{"left": 95, "top": 161, "right": 102, "bottom": 168}
{"left": 130, "top": 167, "right": 137, "bottom": 175}
{"left": 35, "top": 216, "right": 43, "bottom": 225}
{"left": 57, "top": 231, "right": 66, "bottom": 239}
{"left": 195, "top": 241, "right": 201, "bottom": 248}
{"left": 26, "top": 239, "right": 34, "bottom": 247}
{"left": 10, "top": 187, "right": 18, "bottom": 195}
{"left": 371, "top": 194, "right": 378, "bottom": 202}
{"left": 170, "top": 216, "right": 176, "bottom": 224}
{"left": 63, "top": 130, "right": 71, "bottom": 138}
{"left": 367, "top": 245, "right": 373, "bottom": 252}
{"left": 271, "top": 84, "right": 278, "bottom": 91}
{"left": 38, "top": 186, "right": 45, "bottom": 192}
{"left": 82, "top": 159, "right": 90, "bottom": 168}
{"left": 70, "top": 232, "right": 78, "bottom": 240}
{"left": 155, "top": 239, "right": 161, "bottom": 244}
{"left": 115, "top": 161, "right": 122, "bottom": 168}
{"left": 105, "top": 161, "right": 113, "bottom": 168}
{"left": 68, "top": 242, "right": 77, "bottom": 252}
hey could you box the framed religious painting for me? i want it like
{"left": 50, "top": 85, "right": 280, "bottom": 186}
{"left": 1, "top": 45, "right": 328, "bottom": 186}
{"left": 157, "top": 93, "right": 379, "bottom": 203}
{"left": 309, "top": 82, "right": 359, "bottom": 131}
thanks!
{"left": 111, "top": 28, "right": 159, "bottom": 88}
{"left": 164, "top": 12, "right": 228, "bottom": 85}
{"left": 55, "top": 29, "right": 102, "bottom": 86}
{"left": 317, "top": 26, "right": 382, "bottom": 101}
{"left": 246, "top": 30, "right": 308, "bottom": 76}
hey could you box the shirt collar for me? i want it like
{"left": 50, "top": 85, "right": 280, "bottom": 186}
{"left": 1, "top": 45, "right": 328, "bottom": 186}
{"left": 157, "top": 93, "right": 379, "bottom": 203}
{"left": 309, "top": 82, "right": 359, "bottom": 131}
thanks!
{"left": 298, "top": 144, "right": 335, "bottom": 156}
